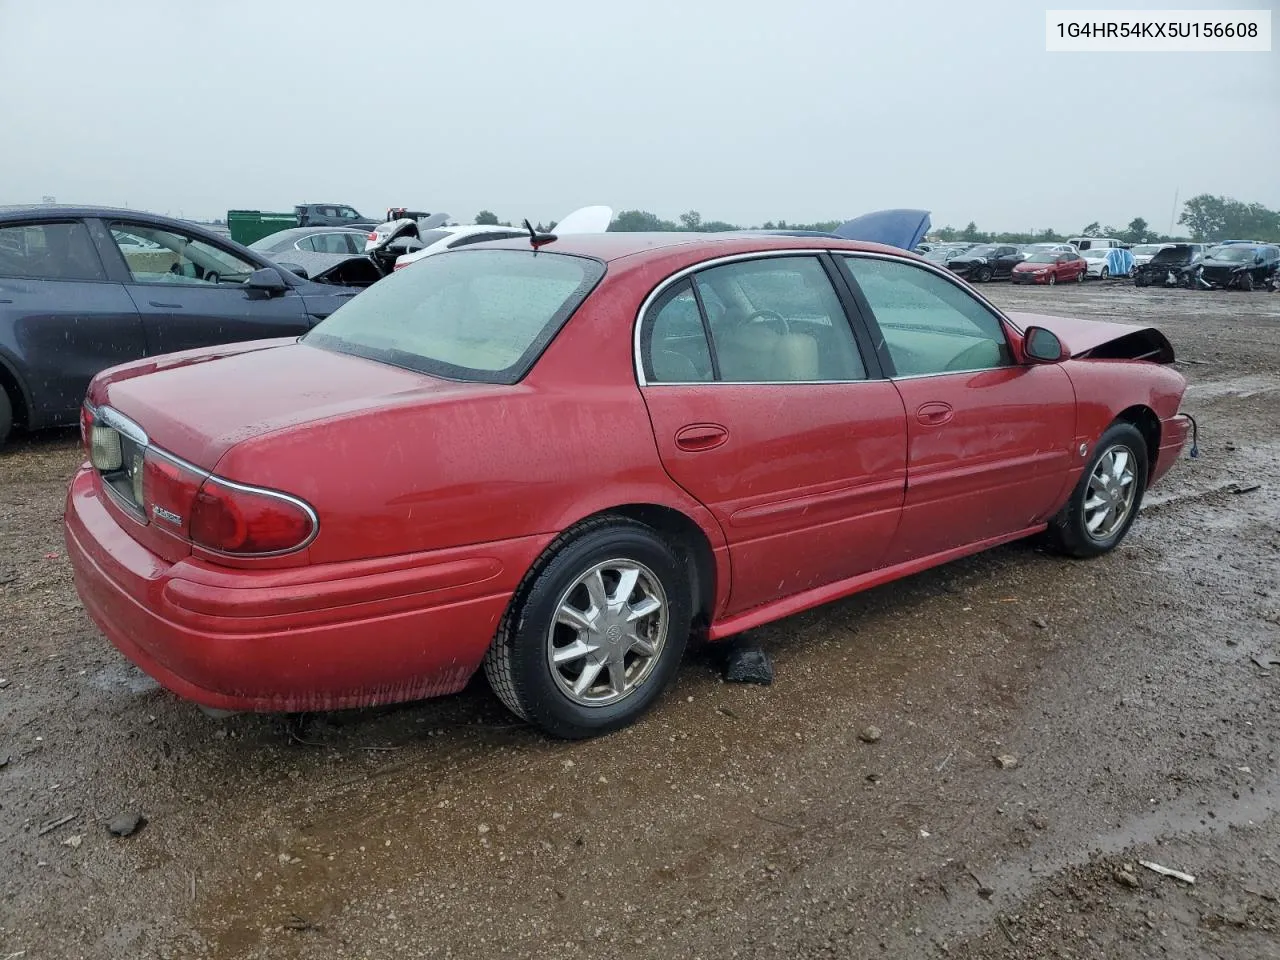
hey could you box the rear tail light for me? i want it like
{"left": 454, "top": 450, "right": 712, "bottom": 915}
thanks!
{"left": 142, "top": 451, "right": 203, "bottom": 538}
{"left": 189, "top": 478, "right": 316, "bottom": 556}
{"left": 367, "top": 231, "right": 378, "bottom": 242}
{"left": 393, "top": 261, "right": 408, "bottom": 271}
{"left": 90, "top": 408, "right": 317, "bottom": 558}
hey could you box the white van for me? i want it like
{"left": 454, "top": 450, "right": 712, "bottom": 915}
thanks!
{"left": 1068, "top": 237, "right": 1125, "bottom": 251}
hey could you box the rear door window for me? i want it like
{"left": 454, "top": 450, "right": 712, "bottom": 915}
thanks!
{"left": 0, "top": 221, "right": 107, "bottom": 281}
{"left": 641, "top": 279, "right": 714, "bottom": 383}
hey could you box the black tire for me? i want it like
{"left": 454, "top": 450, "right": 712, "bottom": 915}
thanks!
{"left": 1100, "top": 266, "right": 1109, "bottom": 281}
{"left": 976, "top": 266, "right": 993, "bottom": 283}
{"left": 483, "top": 516, "right": 692, "bottom": 739}
{"left": 1048, "top": 273, "right": 1057, "bottom": 286}
{"left": 0, "top": 387, "right": 12, "bottom": 448}
{"left": 1134, "top": 274, "right": 1148, "bottom": 287}
{"left": 1240, "top": 272, "right": 1254, "bottom": 292}
{"left": 1076, "top": 269, "right": 1084, "bottom": 283}
{"left": 1045, "top": 422, "right": 1149, "bottom": 558}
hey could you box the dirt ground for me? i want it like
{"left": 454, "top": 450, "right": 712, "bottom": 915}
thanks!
{"left": 2, "top": 282, "right": 1278, "bottom": 960}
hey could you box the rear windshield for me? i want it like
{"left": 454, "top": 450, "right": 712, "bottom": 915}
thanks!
{"left": 305, "top": 249, "right": 605, "bottom": 383}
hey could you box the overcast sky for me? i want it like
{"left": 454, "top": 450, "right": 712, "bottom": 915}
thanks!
{"left": 0, "top": 0, "right": 1275, "bottom": 233}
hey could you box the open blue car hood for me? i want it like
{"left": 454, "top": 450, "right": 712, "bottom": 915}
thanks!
{"left": 832, "top": 209, "right": 931, "bottom": 251}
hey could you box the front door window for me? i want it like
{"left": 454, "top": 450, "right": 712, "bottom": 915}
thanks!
{"left": 109, "top": 224, "right": 257, "bottom": 286}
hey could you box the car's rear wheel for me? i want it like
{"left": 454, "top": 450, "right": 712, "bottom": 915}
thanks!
{"left": 483, "top": 517, "right": 691, "bottom": 739}
{"left": 1048, "top": 272, "right": 1057, "bottom": 286}
{"left": 1076, "top": 268, "right": 1084, "bottom": 283}
{"left": 976, "top": 266, "right": 993, "bottom": 283}
{"left": 0, "top": 387, "right": 12, "bottom": 448}
{"left": 1046, "top": 422, "right": 1148, "bottom": 558}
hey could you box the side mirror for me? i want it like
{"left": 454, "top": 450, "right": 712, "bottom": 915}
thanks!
{"left": 259, "top": 264, "right": 302, "bottom": 285}
{"left": 1023, "top": 326, "right": 1066, "bottom": 364}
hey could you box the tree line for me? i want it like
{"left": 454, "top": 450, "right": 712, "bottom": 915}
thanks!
{"left": 471, "top": 194, "right": 1280, "bottom": 244}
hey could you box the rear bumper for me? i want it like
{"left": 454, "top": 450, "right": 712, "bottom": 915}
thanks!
{"left": 65, "top": 467, "right": 551, "bottom": 712}
{"left": 1150, "top": 413, "right": 1193, "bottom": 487}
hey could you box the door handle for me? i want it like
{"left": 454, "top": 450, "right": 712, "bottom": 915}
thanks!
{"left": 148, "top": 301, "right": 183, "bottom": 309}
{"left": 915, "top": 402, "right": 954, "bottom": 426}
{"left": 674, "top": 423, "right": 729, "bottom": 452}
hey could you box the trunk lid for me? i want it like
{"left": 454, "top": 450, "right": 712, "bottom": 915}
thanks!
{"left": 98, "top": 340, "right": 493, "bottom": 468}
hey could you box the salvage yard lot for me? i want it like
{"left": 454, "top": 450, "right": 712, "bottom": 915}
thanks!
{"left": 1, "top": 283, "right": 1278, "bottom": 959}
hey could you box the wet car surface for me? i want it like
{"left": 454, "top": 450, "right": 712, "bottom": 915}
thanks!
{"left": 1, "top": 282, "right": 1278, "bottom": 959}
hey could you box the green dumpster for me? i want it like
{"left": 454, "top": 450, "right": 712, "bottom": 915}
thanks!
{"left": 227, "top": 210, "right": 299, "bottom": 246}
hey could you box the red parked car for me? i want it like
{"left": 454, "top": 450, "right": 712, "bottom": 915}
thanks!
{"left": 1011, "top": 250, "right": 1088, "bottom": 285}
{"left": 66, "top": 234, "right": 1194, "bottom": 738}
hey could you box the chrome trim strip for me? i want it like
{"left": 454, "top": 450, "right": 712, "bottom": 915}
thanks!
{"left": 887, "top": 366, "right": 1017, "bottom": 381}
{"left": 641, "top": 379, "right": 880, "bottom": 387}
{"left": 196, "top": 475, "right": 321, "bottom": 558}
{"left": 632, "top": 247, "right": 1021, "bottom": 387}
{"left": 95, "top": 406, "right": 149, "bottom": 446}
{"left": 101, "top": 478, "right": 147, "bottom": 522}
{"left": 92, "top": 405, "right": 319, "bottom": 558}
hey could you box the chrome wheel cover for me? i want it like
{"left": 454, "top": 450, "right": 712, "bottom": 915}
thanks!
{"left": 1084, "top": 444, "right": 1137, "bottom": 541}
{"left": 546, "top": 559, "right": 669, "bottom": 707}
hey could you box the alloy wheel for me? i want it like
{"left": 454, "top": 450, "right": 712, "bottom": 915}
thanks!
{"left": 546, "top": 559, "right": 669, "bottom": 706}
{"left": 1083, "top": 445, "right": 1137, "bottom": 541}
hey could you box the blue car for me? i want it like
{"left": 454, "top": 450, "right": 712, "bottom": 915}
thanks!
{"left": 0, "top": 206, "right": 365, "bottom": 446}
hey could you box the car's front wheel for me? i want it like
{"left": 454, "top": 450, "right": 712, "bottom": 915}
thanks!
{"left": 1046, "top": 422, "right": 1149, "bottom": 558}
{"left": 1048, "top": 272, "right": 1057, "bottom": 286}
{"left": 975, "top": 266, "right": 993, "bottom": 282}
{"left": 1240, "top": 271, "right": 1254, "bottom": 292}
{"left": 1100, "top": 266, "right": 1110, "bottom": 280}
{"left": 483, "top": 517, "right": 692, "bottom": 739}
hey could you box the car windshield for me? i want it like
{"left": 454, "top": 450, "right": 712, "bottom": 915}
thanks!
{"left": 1152, "top": 246, "right": 1191, "bottom": 263}
{"left": 1082, "top": 249, "right": 1109, "bottom": 259}
{"left": 1025, "top": 253, "right": 1057, "bottom": 263}
{"left": 305, "top": 249, "right": 605, "bottom": 384}
{"left": 1209, "top": 246, "right": 1255, "bottom": 262}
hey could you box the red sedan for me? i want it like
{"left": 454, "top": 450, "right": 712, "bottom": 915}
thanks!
{"left": 1011, "top": 250, "right": 1088, "bottom": 285}
{"left": 66, "top": 234, "right": 1194, "bottom": 738}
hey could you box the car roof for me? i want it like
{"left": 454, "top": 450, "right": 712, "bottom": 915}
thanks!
{"left": 258, "top": 226, "right": 368, "bottom": 241}
{"left": 436, "top": 224, "right": 520, "bottom": 236}
{"left": 479, "top": 231, "right": 921, "bottom": 264}
{"left": 0, "top": 204, "right": 223, "bottom": 231}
